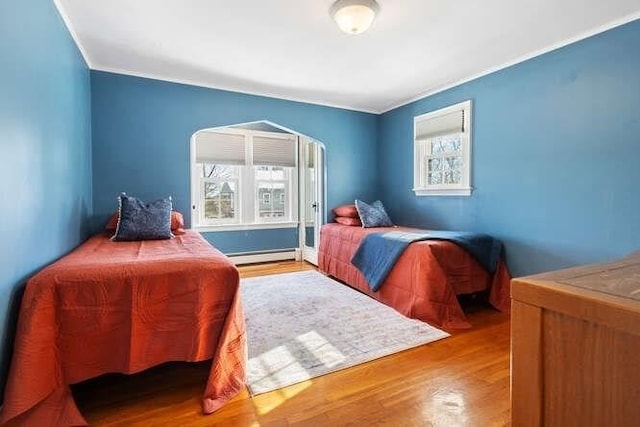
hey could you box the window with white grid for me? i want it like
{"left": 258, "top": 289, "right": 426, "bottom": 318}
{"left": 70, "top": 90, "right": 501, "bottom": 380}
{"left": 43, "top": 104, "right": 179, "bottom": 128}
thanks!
{"left": 414, "top": 100, "right": 472, "bottom": 196}
{"left": 192, "top": 128, "right": 298, "bottom": 228}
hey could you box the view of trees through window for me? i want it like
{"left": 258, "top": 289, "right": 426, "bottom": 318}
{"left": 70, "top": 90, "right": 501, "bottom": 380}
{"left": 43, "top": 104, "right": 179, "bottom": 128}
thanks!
{"left": 193, "top": 128, "right": 301, "bottom": 226}
{"left": 426, "top": 134, "right": 463, "bottom": 185}
{"left": 199, "top": 164, "right": 291, "bottom": 223}
{"left": 201, "top": 164, "right": 237, "bottom": 221}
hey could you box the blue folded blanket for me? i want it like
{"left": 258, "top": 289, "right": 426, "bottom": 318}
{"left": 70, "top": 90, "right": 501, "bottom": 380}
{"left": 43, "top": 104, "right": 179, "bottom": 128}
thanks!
{"left": 350, "top": 230, "right": 503, "bottom": 292}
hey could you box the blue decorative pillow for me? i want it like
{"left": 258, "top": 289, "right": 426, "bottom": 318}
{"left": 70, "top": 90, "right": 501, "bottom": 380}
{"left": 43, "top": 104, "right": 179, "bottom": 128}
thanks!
{"left": 355, "top": 199, "right": 394, "bottom": 228}
{"left": 112, "top": 194, "right": 173, "bottom": 241}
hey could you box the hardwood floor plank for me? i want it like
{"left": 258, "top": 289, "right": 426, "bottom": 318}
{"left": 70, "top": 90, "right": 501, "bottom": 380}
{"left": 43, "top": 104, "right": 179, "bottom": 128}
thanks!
{"left": 72, "top": 260, "right": 510, "bottom": 426}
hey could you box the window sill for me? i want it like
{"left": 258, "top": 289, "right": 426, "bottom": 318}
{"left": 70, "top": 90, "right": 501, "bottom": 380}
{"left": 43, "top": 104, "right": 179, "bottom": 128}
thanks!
{"left": 194, "top": 222, "right": 299, "bottom": 232}
{"left": 413, "top": 187, "right": 472, "bottom": 196}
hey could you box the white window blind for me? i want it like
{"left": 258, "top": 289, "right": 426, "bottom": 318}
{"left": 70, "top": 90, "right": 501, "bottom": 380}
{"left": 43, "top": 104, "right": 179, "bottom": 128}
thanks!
{"left": 195, "top": 132, "right": 246, "bottom": 164}
{"left": 416, "top": 108, "right": 465, "bottom": 140}
{"left": 252, "top": 136, "right": 297, "bottom": 167}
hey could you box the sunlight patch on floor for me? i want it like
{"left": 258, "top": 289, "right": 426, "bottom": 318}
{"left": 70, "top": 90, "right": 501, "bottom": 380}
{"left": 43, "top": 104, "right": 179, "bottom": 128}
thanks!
{"left": 249, "top": 330, "right": 346, "bottom": 416}
{"left": 423, "top": 389, "right": 468, "bottom": 426}
{"left": 295, "top": 330, "right": 347, "bottom": 368}
{"left": 253, "top": 380, "right": 312, "bottom": 415}
{"left": 253, "top": 345, "right": 308, "bottom": 383}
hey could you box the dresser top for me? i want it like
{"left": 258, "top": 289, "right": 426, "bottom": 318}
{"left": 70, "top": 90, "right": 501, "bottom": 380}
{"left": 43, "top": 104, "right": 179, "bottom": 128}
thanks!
{"left": 516, "top": 252, "right": 640, "bottom": 302}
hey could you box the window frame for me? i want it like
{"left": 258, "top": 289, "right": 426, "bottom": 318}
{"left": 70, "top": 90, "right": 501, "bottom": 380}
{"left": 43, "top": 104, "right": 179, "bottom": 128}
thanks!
{"left": 197, "top": 165, "right": 241, "bottom": 226}
{"left": 413, "top": 100, "right": 473, "bottom": 197}
{"left": 191, "top": 128, "right": 299, "bottom": 231}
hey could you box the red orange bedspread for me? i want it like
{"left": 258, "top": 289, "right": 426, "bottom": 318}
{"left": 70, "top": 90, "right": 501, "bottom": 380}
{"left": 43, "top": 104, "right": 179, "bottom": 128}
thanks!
{"left": 0, "top": 230, "right": 246, "bottom": 426}
{"left": 319, "top": 223, "right": 511, "bottom": 329}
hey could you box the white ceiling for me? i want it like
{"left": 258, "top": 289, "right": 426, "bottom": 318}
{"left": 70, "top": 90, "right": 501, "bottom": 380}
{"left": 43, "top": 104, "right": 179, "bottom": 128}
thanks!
{"left": 55, "top": 0, "right": 640, "bottom": 113}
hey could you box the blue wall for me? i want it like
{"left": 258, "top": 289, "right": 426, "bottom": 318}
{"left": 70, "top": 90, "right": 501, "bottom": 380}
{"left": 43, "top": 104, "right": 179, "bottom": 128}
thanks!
{"left": 201, "top": 228, "right": 298, "bottom": 254}
{"left": 91, "top": 71, "right": 378, "bottom": 253}
{"left": 0, "top": 0, "right": 92, "bottom": 399}
{"left": 378, "top": 19, "right": 640, "bottom": 276}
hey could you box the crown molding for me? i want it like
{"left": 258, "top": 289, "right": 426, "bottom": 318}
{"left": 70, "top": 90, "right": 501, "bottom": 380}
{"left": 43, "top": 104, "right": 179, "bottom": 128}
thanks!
{"left": 52, "top": 0, "right": 93, "bottom": 68}
{"left": 90, "top": 65, "right": 379, "bottom": 115}
{"left": 380, "top": 12, "right": 640, "bottom": 114}
{"left": 49, "top": 2, "right": 640, "bottom": 116}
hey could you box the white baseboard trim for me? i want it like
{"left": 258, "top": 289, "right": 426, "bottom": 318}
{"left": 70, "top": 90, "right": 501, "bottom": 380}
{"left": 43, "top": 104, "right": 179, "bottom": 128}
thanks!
{"left": 228, "top": 250, "right": 297, "bottom": 265}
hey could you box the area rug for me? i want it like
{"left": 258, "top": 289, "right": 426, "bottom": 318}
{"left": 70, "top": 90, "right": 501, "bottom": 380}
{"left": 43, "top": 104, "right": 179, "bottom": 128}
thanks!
{"left": 240, "top": 270, "right": 449, "bottom": 395}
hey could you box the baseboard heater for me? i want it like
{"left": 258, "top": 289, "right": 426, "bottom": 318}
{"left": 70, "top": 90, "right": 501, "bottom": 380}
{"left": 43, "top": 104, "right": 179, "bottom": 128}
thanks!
{"left": 227, "top": 248, "right": 300, "bottom": 265}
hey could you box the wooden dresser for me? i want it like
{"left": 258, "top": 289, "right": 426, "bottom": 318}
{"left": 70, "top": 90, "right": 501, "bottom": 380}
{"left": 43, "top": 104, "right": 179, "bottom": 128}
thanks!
{"left": 511, "top": 253, "right": 640, "bottom": 427}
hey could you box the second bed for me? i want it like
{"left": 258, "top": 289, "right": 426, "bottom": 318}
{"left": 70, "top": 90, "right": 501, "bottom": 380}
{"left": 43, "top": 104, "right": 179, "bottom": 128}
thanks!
{"left": 319, "top": 223, "right": 511, "bottom": 329}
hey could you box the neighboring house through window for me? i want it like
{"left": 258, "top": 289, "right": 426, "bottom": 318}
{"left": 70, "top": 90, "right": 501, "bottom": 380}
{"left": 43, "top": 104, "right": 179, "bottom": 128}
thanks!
{"left": 256, "top": 166, "right": 290, "bottom": 221}
{"left": 262, "top": 192, "right": 271, "bottom": 205}
{"left": 413, "top": 100, "right": 472, "bottom": 196}
{"left": 192, "top": 128, "right": 298, "bottom": 229}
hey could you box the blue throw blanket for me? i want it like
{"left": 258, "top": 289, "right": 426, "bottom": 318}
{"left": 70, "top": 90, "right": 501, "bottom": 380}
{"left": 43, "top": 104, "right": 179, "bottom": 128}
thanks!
{"left": 351, "top": 230, "right": 503, "bottom": 292}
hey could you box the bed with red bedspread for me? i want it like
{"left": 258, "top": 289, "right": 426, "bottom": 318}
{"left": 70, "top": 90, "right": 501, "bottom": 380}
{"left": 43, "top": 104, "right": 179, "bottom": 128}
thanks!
{"left": 0, "top": 230, "right": 246, "bottom": 426}
{"left": 319, "top": 223, "right": 511, "bottom": 329}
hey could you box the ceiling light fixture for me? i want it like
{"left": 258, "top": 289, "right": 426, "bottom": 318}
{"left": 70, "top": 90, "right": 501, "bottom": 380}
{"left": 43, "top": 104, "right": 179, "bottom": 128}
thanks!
{"left": 330, "top": 0, "right": 380, "bottom": 35}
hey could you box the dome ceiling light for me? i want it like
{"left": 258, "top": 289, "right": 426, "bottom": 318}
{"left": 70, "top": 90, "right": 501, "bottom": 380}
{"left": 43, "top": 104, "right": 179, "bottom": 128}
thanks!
{"left": 330, "top": 0, "right": 380, "bottom": 35}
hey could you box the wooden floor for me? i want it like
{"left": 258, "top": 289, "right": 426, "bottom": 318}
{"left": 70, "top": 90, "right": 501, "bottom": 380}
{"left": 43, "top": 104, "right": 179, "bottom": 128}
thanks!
{"left": 72, "top": 260, "right": 511, "bottom": 426}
